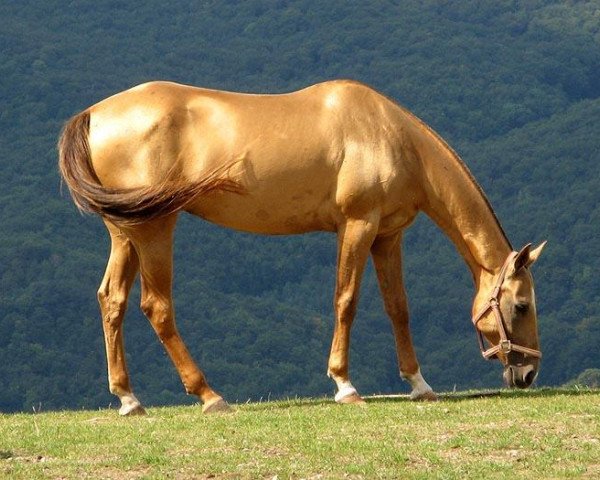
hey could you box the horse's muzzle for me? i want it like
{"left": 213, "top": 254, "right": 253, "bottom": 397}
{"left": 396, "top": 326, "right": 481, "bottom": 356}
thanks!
{"left": 503, "top": 364, "right": 537, "bottom": 389}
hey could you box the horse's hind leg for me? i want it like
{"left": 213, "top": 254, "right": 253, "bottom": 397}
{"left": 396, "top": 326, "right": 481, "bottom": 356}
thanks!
{"left": 98, "top": 221, "right": 145, "bottom": 415}
{"left": 370, "top": 232, "right": 437, "bottom": 401}
{"left": 127, "top": 215, "right": 229, "bottom": 414}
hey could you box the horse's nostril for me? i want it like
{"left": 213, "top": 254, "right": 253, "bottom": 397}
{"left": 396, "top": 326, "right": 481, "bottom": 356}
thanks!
{"left": 506, "top": 365, "right": 536, "bottom": 389}
{"left": 524, "top": 369, "right": 536, "bottom": 386}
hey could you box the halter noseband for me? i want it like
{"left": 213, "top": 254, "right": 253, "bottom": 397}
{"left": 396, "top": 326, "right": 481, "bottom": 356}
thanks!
{"left": 472, "top": 251, "right": 542, "bottom": 361}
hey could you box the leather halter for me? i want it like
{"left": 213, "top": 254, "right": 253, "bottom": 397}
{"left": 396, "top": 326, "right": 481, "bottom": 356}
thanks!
{"left": 472, "top": 251, "right": 542, "bottom": 360}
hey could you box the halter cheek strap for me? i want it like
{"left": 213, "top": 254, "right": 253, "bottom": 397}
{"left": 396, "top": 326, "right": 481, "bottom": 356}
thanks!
{"left": 472, "top": 251, "right": 542, "bottom": 360}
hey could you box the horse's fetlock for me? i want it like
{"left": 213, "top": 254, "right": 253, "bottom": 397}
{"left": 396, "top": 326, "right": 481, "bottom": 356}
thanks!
{"left": 109, "top": 380, "right": 129, "bottom": 396}
{"left": 183, "top": 383, "right": 196, "bottom": 395}
{"left": 327, "top": 362, "right": 347, "bottom": 382}
{"left": 182, "top": 373, "right": 207, "bottom": 395}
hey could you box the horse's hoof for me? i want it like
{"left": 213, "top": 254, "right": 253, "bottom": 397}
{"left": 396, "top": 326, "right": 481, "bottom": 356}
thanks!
{"left": 202, "top": 398, "right": 232, "bottom": 414}
{"left": 119, "top": 403, "right": 147, "bottom": 416}
{"left": 334, "top": 384, "right": 366, "bottom": 405}
{"left": 410, "top": 390, "right": 438, "bottom": 402}
{"left": 337, "top": 392, "right": 367, "bottom": 405}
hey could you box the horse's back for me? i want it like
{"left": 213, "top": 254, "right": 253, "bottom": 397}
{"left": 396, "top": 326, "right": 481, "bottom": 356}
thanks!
{"left": 86, "top": 80, "right": 419, "bottom": 234}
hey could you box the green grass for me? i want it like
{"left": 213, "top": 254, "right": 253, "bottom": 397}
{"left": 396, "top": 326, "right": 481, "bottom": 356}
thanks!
{"left": 1, "top": 388, "right": 599, "bottom": 479}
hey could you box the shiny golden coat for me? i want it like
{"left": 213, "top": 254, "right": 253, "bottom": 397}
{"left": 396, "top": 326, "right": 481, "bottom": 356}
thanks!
{"left": 59, "top": 80, "right": 545, "bottom": 414}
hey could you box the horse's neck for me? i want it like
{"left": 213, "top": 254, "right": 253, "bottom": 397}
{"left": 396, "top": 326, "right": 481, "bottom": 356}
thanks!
{"left": 413, "top": 122, "right": 512, "bottom": 287}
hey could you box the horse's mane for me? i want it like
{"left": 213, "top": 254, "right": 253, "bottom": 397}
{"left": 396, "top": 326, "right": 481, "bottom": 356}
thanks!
{"left": 58, "top": 110, "right": 244, "bottom": 225}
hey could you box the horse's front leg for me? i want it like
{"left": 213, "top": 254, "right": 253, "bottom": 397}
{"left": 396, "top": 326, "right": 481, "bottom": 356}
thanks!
{"left": 328, "top": 215, "right": 379, "bottom": 404}
{"left": 98, "top": 221, "right": 145, "bottom": 415}
{"left": 127, "top": 215, "right": 230, "bottom": 414}
{"left": 370, "top": 232, "right": 437, "bottom": 401}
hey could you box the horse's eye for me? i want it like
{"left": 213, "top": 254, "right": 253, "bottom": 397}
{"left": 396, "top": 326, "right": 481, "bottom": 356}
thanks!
{"left": 515, "top": 303, "right": 530, "bottom": 314}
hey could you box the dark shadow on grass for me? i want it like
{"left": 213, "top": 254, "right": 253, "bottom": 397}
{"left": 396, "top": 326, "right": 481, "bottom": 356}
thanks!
{"left": 365, "top": 386, "right": 600, "bottom": 404}
{"left": 231, "top": 387, "right": 599, "bottom": 411}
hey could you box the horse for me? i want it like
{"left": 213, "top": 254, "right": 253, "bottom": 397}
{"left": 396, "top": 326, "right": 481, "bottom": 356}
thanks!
{"left": 58, "top": 79, "right": 546, "bottom": 415}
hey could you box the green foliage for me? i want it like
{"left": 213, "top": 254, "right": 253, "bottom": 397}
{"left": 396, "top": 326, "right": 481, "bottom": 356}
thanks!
{"left": 565, "top": 368, "right": 600, "bottom": 388}
{"left": 1, "top": 0, "right": 599, "bottom": 412}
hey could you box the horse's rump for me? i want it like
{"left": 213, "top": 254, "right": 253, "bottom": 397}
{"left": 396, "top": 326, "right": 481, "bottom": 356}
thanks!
{"left": 57, "top": 110, "right": 244, "bottom": 225}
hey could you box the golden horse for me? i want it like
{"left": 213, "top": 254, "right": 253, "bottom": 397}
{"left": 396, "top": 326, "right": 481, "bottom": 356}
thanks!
{"left": 59, "top": 80, "right": 546, "bottom": 415}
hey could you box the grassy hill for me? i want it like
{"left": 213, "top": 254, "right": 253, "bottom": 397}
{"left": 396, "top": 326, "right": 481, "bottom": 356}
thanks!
{"left": 1, "top": 388, "right": 599, "bottom": 479}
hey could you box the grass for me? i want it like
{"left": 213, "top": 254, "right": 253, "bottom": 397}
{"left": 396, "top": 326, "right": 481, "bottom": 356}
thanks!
{"left": 0, "top": 388, "right": 599, "bottom": 479}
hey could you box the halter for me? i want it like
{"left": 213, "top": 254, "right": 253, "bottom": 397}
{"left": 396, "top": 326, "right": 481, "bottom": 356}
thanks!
{"left": 472, "top": 251, "right": 542, "bottom": 361}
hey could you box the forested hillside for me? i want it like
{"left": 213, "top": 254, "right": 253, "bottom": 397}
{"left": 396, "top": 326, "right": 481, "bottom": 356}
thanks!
{"left": 1, "top": 0, "right": 599, "bottom": 412}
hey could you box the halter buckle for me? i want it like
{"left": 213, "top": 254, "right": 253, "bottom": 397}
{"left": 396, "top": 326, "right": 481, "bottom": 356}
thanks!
{"left": 499, "top": 340, "right": 512, "bottom": 354}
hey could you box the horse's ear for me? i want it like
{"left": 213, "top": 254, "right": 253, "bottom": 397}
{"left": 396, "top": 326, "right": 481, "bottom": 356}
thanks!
{"left": 507, "top": 241, "right": 547, "bottom": 277}
{"left": 526, "top": 241, "right": 547, "bottom": 267}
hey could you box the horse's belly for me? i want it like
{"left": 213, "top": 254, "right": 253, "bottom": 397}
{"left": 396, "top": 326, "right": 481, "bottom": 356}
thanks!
{"left": 185, "top": 189, "right": 338, "bottom": 234}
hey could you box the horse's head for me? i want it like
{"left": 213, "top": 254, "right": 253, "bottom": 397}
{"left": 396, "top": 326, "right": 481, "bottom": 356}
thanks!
{"left": 472, "top": 242, "right": 547, "bottom": 388}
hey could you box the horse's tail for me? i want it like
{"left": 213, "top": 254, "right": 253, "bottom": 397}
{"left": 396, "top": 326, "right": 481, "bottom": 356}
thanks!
{"left": 58, "top": 110, "right": 244, "bottom": 225}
